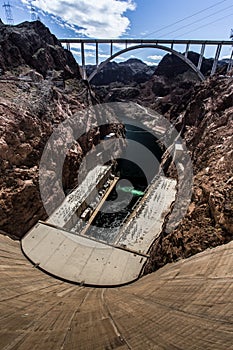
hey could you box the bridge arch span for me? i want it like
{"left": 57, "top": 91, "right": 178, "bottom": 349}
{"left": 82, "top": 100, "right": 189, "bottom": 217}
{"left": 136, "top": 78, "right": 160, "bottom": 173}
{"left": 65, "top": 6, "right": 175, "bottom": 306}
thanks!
{"left": 88, "top": 44, "right": 205, "bottom": 82}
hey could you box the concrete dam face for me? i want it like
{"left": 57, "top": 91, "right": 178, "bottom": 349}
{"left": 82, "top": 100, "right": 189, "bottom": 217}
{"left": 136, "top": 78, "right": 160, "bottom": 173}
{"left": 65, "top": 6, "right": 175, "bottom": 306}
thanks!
{"left": 1, "top": 234, "right": 233, "bottom": 349}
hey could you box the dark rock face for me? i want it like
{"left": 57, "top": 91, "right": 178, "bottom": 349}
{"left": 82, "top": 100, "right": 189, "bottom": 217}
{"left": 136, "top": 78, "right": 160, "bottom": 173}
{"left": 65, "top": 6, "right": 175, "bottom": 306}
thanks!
{"left": 87, "top": 58, "right": 156, "bottom": 85}
{"left": 151, "top": 80, "right": 170, "bottom": 96}
{"left": 88, "top": 61, "right": 133, "bottom": 85}
{"left": 0, "top": 21, "right": 80, "bottom": 78}
{"left": 154, "top": 51, "right": 213, "bottom": 78}
{"left": 119, "top": 58, "right": 156, "bottom": 83}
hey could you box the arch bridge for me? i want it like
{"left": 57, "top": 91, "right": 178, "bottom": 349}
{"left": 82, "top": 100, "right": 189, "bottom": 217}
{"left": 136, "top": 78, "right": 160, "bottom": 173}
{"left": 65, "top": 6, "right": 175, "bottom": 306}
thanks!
{"left": 59, "top": 38, "right": 233, "bottom": 82}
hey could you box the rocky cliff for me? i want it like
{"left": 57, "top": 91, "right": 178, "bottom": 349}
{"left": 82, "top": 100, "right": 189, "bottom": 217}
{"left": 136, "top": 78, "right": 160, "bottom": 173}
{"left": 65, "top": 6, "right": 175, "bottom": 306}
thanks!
{"left": 87, "top": 58, "right": 156, "bottom": 86}
{"left": 145, "top": 74, "right": 233, "bottom": 272}
{"left": 154, "top": 51, "right": 213, "bottom": 78}
{"left": 0, "top": 22, "right": 123, "bottom": 239}
{"left": 0, "top": 20, "right": 80, "bottom": 78}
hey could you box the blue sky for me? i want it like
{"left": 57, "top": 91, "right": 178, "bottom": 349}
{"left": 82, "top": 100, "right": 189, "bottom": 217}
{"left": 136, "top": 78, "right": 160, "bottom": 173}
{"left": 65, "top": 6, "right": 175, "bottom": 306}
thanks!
{"left": 1, "top": 0, "right": 233, "bottom": 65}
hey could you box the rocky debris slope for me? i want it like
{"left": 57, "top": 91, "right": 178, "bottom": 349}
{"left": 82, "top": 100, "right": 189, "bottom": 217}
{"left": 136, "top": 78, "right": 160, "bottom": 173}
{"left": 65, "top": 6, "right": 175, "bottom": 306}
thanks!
{"left": 145, "top": 74, "right": 233, "bottom": 272}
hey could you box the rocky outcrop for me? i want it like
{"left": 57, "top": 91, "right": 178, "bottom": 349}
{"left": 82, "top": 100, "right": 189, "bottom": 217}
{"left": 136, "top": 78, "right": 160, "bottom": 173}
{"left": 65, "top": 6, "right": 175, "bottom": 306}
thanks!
{"left": 0, "top": 21, "right": 80, "bottom": 78}
{"left": 154, "top": 51, "right": 213, "bottom": 78}
{"left": 0, "top": 77, "right": 83, "bottom": 238}
{"left": 87, "top": 58, "right": 156, "bottom": 85}
{"left": 145, "top": 74, "right": 233, "bottom": 272}
{"left": 0, "top": 77, "right": 126, "bottom": 238}
{"left": 0, "top": 21, "right": 124, "bottom": 239}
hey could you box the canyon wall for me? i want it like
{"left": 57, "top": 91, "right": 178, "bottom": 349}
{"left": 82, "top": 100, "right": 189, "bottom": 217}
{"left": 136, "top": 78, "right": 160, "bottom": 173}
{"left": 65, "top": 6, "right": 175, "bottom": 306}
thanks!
{"left": 0, "top": 22, "right": 123, "bottom": 239}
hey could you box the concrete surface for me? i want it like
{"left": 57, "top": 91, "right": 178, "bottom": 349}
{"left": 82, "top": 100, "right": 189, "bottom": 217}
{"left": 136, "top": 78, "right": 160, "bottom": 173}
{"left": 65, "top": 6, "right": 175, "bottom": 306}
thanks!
{"left": 21, "top": 222, "right": 147, "bottom": 286}
{"left": 47, "top": 165, "right": 111, "bottom": 227}
{"left": 0, "top": 235, "right": 232, "bottom": 349}
{"left": 116, "top": 176, "right": 176, "bottom": 252}
{"left": 21, "top": 174, "right": 176, "bottom": 286}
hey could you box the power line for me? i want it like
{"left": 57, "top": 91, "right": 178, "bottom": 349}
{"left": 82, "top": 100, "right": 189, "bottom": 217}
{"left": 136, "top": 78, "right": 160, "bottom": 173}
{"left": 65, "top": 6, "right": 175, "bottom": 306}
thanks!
{"left": 159, "top": 3, "right": 233, "bottom": 38}
{"left": 143, "top": 0, "right": 229, "bottom": 38}
{"left": 178, "top": 11, "right": 233, "bottom": 38}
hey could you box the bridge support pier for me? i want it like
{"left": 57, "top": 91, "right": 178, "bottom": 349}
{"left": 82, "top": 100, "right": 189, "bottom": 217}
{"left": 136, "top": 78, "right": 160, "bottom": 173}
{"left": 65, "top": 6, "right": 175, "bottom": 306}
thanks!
{"left": 227, "top": 48, "right": 233, "bottom": 74}
{"left": 211, "top": 44, "right": 222, "bottom": 76}
{"left": 96, "top": 42, "right": 99, "bottom": 67}
{"left": 81, "top": 42, "right": 87, "bottom": 80}
{"left": 197, "top": 44, "right": 206, "bottom": 71}
{"left": 185, "top": 43, "right": 190, "bottom": 58}
{"left": 110, "top": 41, "right": 113, "bottom": 56}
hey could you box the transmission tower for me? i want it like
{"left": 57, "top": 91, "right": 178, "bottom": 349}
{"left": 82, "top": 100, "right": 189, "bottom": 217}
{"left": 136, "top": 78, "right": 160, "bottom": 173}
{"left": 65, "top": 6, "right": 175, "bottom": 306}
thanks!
{"left": 3, "top": 1, "right": 14, "bottom": 25}
{"left": 28, "top": 0, "right": 36, "bottom": 21}
{"left": 28, "top": 0, "right": 40, "bottom": 21}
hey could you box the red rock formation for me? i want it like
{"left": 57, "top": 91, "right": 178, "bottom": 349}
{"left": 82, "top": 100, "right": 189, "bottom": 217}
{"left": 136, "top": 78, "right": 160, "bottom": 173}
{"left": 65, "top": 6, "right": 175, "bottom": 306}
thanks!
{"left": 145, "top": 75, "right": 233, "bottom": 272}
{"left": 0, "top": 22, "right": 124, "bottom": 239}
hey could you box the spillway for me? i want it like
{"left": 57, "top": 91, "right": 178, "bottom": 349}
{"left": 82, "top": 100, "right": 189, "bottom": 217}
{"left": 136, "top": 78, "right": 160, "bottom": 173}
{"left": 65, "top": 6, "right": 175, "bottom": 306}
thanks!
{"left": 21, "top": 166, "right": 176, "bottom": 286}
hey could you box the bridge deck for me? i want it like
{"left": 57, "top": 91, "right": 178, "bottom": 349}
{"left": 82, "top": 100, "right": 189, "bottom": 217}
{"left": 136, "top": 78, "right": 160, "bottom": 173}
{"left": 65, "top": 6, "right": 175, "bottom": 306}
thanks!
{"left": 59, "top": 38, "right": 233, "bottom": 81}
{"left": 60, "top": 38, "right": 233, "bottom": 45}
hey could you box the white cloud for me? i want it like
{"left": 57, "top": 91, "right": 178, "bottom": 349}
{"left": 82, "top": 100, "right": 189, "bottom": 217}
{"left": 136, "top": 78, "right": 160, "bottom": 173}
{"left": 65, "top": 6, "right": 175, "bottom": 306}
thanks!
{"left": 148, "top": 55, "right": 164, "bottom": 61}
{"left": 113, "top": 43, "right": 127, "bottom": 50}
{"left": 221, "top": 54, "right": 232, "bottom": 60}
{"left": 71, "top": 50, "right": 95, "bottom": 58}
{"left": 70, "top": 43, "right": 97, "bottom": 51}
{"left": 99, "top": 53, "right": 110, "bottom": 59}
{"left": 114, "top": 56, "right": 127, "bottom": 61}
{"left": 144, "top": 60, "right": 157, "bottom": 66}
{"left": 22, "top": 0, "right": 136, "bottom": 38}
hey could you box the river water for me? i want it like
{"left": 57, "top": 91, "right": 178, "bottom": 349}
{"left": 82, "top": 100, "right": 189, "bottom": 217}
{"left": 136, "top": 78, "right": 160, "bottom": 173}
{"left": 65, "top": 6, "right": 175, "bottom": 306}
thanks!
{"left": 85, "top": 119, "right": 162, "bottom": 243}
